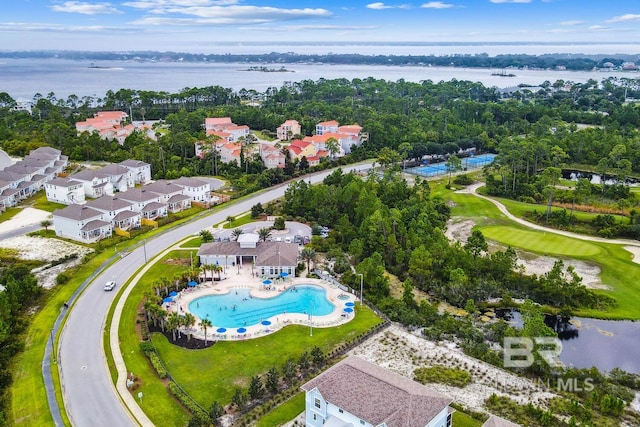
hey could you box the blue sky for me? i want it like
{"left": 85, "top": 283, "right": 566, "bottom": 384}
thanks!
{"left": 1, "top": 0, "right": 639, "bottom": 52}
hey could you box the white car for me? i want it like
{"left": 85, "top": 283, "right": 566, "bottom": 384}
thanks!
{"left": 103, "top": 281, "right": 116, "bottom": 291}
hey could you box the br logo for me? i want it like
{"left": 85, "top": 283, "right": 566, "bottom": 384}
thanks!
{"left": 503, "top": 337, "right": 564, "bottom": 368}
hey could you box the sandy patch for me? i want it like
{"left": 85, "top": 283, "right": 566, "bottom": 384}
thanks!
{"left": 0, "top": 236, "right": 92, "bottom": 289}
{"left": 625, "top": 246, "right": 640, "bottom": 264}
{"left": 516, "top": 252, "right": 607, "bottom": 290}
{"left": 0, "top": 207, "right": 51, "bottom": 234}
{"left": 445, "top": 219, "right": 475, "bottom": 244}
{"left": 350, "top": 324, "right": 556, "bottom": 413}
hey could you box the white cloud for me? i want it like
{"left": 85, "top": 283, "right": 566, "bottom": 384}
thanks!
{"left": 588, "top": 25, "right": 610, "bottom": 31}
{"left": 366, "top": 2, "right": 393, "bottom": 9}
{"left": 366, "top": 2, "right": 410, "bottom": 9}
{"left": 605, "top": 14, "right": 640, "bottom": 23}
{"left": 559, "top": 20, "right": 582, "bottom": 26}
{"left": 421, "top": 2, "right": 456, "bottom": 8}
{"left": 489, "top": 0, "right": 531, "bottom": 3}
{"left": 51, "top": 1, "right": 123, "bottom": 15}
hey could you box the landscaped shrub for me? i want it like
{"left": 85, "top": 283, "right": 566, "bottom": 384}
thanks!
{"left": 168, "top": 381, "right": 209, "bottom": 420}
{"left": 453, "top": 174, "right": 473, "bottom": 186}
{"left": 413, "top": 365, "right": 472, "bottom": 388}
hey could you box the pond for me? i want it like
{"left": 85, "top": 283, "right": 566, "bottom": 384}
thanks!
{"left": 497, "top": 310, "right": 640, "bottom": 374}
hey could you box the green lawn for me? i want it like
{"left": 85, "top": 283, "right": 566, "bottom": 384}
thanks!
{"left": 452, "top": 411, "right": 484, "bottom": 427}
{"left": 0, "top": 207, "right": 21, "bottom": 222}
{"left": 180, "top": 237, "right": 203, "bottom": 247}
{"left": 154, "top": 307, "right": 380, "bottom": 409}
{"left": 254, "top": 393, "right": 305, "bottom": 427}
{"left": 24, "top": 192, "right": 66, "bottom": 213}
{"left": 480, "top": 225, "right": 601, "bottom": 257}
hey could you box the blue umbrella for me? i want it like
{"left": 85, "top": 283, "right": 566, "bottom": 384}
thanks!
{"left": 280, "top": 272, "right": 289, "bottom": 278}
{"left": 188, "top": 281, "right": 198, "bottom": 287}
{"left": 261, "top": 320, "right": 271, "bottom": 326}
{"left": 169, "top": 291, "right": 178, "bottom": 297}
{"left": 163, "top": 297, "right": 173, "bottom": 303}
{"left": 216, "top": 327, "right": 227, "bottom": 333}
{"left": 263, "top": 279, "right": 272, "bottom": 285}
{"left": 344, "top": 307, "right": 354, "bottom": 313}
{"left": 237, "top": 327, "right": 247, "bottom": 333}
{"left": 345, "top": 302, "right": 355, "bottom": 307}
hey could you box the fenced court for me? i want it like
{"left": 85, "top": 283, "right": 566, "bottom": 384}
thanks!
{"left": 407, "top": 153, "right": 496, "bottom": 178}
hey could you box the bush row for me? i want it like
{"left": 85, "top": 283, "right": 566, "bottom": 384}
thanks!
{"left": 139, "top": 342, "right": 167, "bottom": 379}
{"left": 168, "top": 381, "right": 209, "bottom": 420}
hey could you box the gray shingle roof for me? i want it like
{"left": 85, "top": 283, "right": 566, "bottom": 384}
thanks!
{"left": 141, "top": 201, "right": 167, "bottom": 212}
{"left": 171, "top": 176, "right": 209, "bottom": 188}
{"left": 54, "top": 204, "right": 103, "bottom": 220}
{"left": 118, "top": 159, "right": 149, "bottom": 168}
{"left": 118, "top": 188, "right": 159, "bottom": 203}
{"left": 113, "top": 210, "right": 140, "bottom": 221}
{"left": 86, "top": 196, "right": 133, "bottom": 212}
{"left": 80, "top": 219, "right": 111, "bottom": 231}
{"left": 143, "top": 180, "right": 183, "bottom": 195}
{"left": 198, "top": 241, "right": 298, "bottom": 266}
{"left": 47, "top": 177, "right": 82, "bottom": 187}
{"left": 482, "top": 415, "right": 521, "bottom": 427}
{"left": 100, "top": 164, "right": 129, "bottom": 176}
{"left": 301, "top": 356, "right": 452, "bottom": 427}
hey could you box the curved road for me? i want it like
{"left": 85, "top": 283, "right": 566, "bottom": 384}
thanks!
{"left": 57, "top": 164, "right": 369, "bottom": 426}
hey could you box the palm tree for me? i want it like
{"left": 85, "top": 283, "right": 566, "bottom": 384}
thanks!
{"left": 300, "top": 247, "right": 316, "bottom": 274}
{"left": 201, "top": 318, "right": 213, "bottom": 345}
{"left": 166, "top": 312, "right": 181, "bottom": 341}
{"left": 182, "top": 313, "right": 196, "bottom": 340}
{"left": 200, "top": 229, "right": 213, "bottom": 242}
{"left": 199, "top": 265, "right": 209, "bottom": 282}
{"left": 257, "top": 227, "right": 272, "bottom": 242}
{"left": 211, "top": 264, "right": 223, "bottom": 281}
{"left": 40, "top": 219, "right": 52, "bottom": 232}
{"left": 231, "top": 228, "right": 244, "bottom": 241}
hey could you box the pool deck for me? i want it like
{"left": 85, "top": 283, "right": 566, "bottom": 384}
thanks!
{"left": 164, "top": 265, "right": 358, "bottom": 341}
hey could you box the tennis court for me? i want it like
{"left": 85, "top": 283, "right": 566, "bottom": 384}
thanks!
{"left": 407, "top": 153, "right": 496, "bottom": 178}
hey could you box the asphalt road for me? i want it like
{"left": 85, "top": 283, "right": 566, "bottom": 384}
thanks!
{"left": 58, "top": 164, "right": 368, "bottom": 426}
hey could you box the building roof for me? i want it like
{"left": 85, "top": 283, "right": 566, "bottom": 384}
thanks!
{"left": 100, "top": 164, "right": 130, "bottom": 176}
{"left": 80, "top": 219, "right": 111, "bottom": 231}
{"left": 143, "top": 180, "right": 183, "bottom": 195}
{"left": 166, "top": 193, "right": 190, "bottom": 204}
{"left": 86, "top": 196, "right": 133, "bottom": 212}
{"left": 118, "top": 188, "right": 159, "bottom": 203}
{"left": 482, "top": 415, "right": 521, "bottom": 427}
{"left": 301, "top": 356, "right": 452, "bottom": 427}
{"left": 54, "top": 204, "right": 103, "bottom": 220}
{"left": 47, "top": 177, "right": 80, "bottom": 187}
{"left": 318, "top": 120, "right": 339, "bottom": 126}
{"left": 170, "top": 176, "right": 209, "bottom": 189}
{"left": 198, "top": 241, "right": 298, "bottom": 266}
{"left": 141, "top": 201, "right": 167, "bottom": 212}
{"left": 70, "top": 168, "right": 107, "bottom": 182}
{"left": 118, "top": 159, "right": 150, "bottom": 169}
{"left": 113, "top": 210, "right": 141, "bottom": 221}
{"left": 29, "top": 146, "right": 62, "bottom": 157}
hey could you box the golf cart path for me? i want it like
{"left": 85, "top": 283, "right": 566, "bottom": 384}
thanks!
{"left": 463, "top": 183, "right": 640, "bottom": 263}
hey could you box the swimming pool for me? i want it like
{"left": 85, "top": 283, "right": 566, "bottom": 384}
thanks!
{"left": 408, "top": 153, "right": 496, "bottom": 177}
{"left": 188, "top": 285, "right": 335, "bottom": 328}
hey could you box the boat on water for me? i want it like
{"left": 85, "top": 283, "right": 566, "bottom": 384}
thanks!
{"left": 491, "top": 69, "right": 516, "bottom": 77}
{"left": 88, "top": 62, "right": 112, "bottom": 69}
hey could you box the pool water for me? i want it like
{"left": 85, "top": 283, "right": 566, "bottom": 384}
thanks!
{"left": 189, "top": 285, "right": 335, "bottom": 328}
